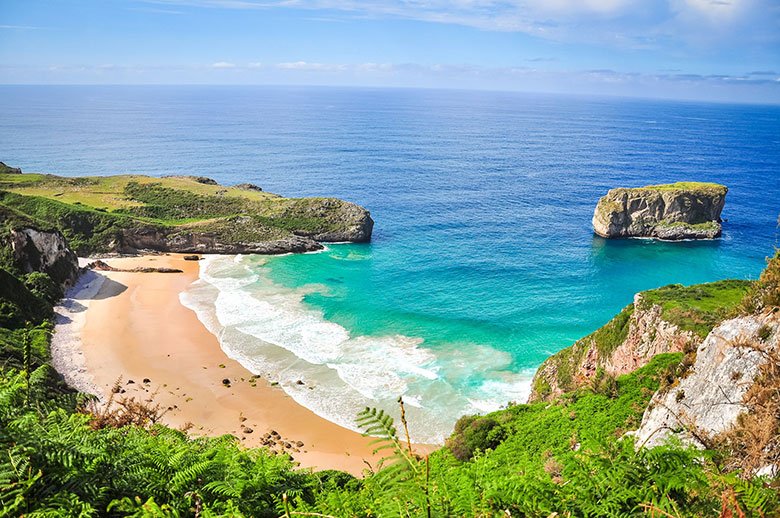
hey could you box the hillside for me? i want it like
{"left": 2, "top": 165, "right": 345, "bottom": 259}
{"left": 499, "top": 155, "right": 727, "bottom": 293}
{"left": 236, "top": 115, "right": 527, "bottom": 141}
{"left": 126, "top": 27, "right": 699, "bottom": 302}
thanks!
{"left": 530, "top": 279, "right": 753, "bottom": 402}
{"left": 0, "top": 170, "right": 373, "bottom": 256}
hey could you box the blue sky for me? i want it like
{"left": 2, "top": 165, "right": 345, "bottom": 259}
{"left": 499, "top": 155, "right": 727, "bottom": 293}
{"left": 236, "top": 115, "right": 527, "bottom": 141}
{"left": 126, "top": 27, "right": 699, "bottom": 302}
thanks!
{"left": 1, "top": 0, "right": 779, "bottom": 102}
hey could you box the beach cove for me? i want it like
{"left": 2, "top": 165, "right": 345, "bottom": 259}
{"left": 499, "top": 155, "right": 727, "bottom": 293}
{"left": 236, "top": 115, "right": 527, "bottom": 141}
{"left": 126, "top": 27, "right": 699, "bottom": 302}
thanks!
{"left": 52, "top": 254, "right": 389, "bottom": 475}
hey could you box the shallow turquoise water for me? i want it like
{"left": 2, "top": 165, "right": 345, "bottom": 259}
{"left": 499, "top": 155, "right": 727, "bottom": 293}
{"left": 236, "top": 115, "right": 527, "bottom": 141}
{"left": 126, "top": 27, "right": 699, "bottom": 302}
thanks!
{"left": 1, "top": 86, "right": 778, "bottom": 440}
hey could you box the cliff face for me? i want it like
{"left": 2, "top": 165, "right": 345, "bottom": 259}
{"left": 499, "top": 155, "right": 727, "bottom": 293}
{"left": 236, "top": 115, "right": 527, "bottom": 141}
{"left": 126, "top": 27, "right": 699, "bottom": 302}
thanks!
{"left": 530, "top": 293, "right": 698, "bottom": 402}
{"left": 592, "top": 183, "right": 727, "bottom": 240}
{"left": 116, "top": 227, "right": 323, "bottom": 255}
{"left": 530, "top": 279, "right": 751, "bottom": 403}
{"left": 632, "top": 311, "right": 778, "bottom": 450}
{"left": 9, "top": 228, "right": 79, "bottom": 288}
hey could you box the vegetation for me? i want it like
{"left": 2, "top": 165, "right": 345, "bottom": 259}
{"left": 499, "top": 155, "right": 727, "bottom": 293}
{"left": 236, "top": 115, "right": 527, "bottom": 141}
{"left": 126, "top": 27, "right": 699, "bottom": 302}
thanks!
{"left": 639, "top": 279, "right": 754, "bottom": 338}
{"left": 532, "top": 304, "right": 634, "bottom": 396}
{"left": 1, "top": 253, "right": 776, "bottom": 515}
{"left": 639, "top": 181, "right": 728, "bottom": 194}
{"left": 0, "top": 172, "right": 366, "bottom": 255}
{"left": 655, "top": 220, "right": 720, "bottom": 232}
{"left": 738, "top": 250, "right": 780, "bottom": 315}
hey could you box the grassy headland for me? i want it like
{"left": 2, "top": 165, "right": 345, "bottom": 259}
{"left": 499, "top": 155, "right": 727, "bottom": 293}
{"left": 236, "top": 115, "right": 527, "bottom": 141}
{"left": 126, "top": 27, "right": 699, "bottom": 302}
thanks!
{"left": 0, "top": 172, "right": 372, "bottom": 256}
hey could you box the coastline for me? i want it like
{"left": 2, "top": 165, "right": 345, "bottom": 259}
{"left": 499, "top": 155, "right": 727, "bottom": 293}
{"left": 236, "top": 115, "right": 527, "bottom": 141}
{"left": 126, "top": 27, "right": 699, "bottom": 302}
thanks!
{"left": 52, "top": 254, "right": 395, "bottom": 476}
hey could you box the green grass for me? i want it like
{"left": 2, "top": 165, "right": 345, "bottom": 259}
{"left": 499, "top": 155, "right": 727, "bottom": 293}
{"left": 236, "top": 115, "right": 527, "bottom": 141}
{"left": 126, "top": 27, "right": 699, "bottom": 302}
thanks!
{"left": 0, "top": 173, "right": 276, "bottom": 211}
{"left": 0, "top": 172, "right": 368, "bottom": 255}
{"left": 483, "top": 353, "right": 683, "bottom": 464}
{"left": 639, "top": 279, "right": 753, "bottom": 338}
{"left": 655, "top": 220, "right": 720, "bottom": 231}
{"left": 639, "top": 181, "right": 727, "bottom": 194}
{"left": 0, "top": 191, "right": 145, "bottom": 256}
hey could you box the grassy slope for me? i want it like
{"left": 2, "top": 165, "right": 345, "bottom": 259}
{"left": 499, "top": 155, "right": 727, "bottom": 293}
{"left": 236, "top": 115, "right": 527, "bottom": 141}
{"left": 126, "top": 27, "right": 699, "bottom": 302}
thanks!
{"left": 639, "top": 279, "right": 753, "bottom": 338}
{"left": 0, "top": 172, "right": 363, "bottom": 254}
{"left": 0, "top": 173, "right": 275, "bottom": 212}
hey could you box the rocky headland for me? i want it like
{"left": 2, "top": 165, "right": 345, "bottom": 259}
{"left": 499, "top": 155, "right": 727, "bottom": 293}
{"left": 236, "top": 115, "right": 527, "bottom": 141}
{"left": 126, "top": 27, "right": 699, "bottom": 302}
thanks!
{"left": 529, "top": 252, "right": 779, "bottom": 476}
{"left": 0, "top": 166, "right": 373, "bottom": 257}
{"left": 592, "top": 182, "right": 727, "bottom": 240}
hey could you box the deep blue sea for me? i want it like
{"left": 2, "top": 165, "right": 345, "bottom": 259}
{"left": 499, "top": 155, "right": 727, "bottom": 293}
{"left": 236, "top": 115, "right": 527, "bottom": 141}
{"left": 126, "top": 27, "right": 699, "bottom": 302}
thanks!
{"left": 1, "top": 86, "right": 778, "bottom": 441}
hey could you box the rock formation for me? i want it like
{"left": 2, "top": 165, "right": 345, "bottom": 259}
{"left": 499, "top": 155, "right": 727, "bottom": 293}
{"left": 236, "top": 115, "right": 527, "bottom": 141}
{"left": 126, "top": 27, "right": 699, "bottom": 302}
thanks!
{"left": 529, "top": 292, "right": 699, "bottom": 402}
{"left": 0, "top": 162, "right": 22, "bottom": 174}
{"left": 115, "top": 228, "right": 323, "bottom": 255}
{"left": 86, "top": 259, "right": 182, "bottom": 273}
{"left": 592, "top": 182, "right": 727, "bottom": 240}
{"left": 632, "top": 311, "right": 778, "bottom": 450}
{"left": 9, "top": 228, "right": 79, "bottom": 288}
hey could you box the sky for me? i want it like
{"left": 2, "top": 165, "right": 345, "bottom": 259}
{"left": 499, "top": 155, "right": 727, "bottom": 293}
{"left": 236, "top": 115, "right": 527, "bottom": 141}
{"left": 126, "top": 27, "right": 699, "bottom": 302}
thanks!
{"left": 1, "top": 0, "right": 779, "bottom": 102}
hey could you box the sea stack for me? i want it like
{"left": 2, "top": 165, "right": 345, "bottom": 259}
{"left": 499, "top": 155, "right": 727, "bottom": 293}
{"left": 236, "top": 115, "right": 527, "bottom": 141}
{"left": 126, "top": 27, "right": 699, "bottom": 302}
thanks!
{"left": 592, "top": 182, "right": 727, "bottom": 240}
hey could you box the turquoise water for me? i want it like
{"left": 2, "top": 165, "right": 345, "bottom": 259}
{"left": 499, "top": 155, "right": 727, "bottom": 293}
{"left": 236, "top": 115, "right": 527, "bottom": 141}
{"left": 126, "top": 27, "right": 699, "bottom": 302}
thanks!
{"left": 1, "top": 86, "right": 779, "bottom": 440}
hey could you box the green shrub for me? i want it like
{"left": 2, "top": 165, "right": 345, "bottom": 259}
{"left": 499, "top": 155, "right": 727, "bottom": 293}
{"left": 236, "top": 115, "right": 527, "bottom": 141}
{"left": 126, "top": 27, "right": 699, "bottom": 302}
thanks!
{"left": 23, "top": 272, "right": 63, "bottom": 305}
{"left": 446, "top": 415, "right": 507, "bottom": 461}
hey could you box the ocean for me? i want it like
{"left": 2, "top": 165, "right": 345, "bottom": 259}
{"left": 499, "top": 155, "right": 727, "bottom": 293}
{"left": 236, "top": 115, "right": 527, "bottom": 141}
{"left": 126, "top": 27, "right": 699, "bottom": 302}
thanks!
{"left": 1, "top": 85, "right": 778, "bottom": 442}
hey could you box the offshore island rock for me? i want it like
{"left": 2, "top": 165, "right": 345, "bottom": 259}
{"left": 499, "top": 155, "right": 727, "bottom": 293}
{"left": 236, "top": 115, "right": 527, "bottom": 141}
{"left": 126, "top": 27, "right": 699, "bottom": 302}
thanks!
{"left": 592, "top": 182, "right": 727, "bottom": 240}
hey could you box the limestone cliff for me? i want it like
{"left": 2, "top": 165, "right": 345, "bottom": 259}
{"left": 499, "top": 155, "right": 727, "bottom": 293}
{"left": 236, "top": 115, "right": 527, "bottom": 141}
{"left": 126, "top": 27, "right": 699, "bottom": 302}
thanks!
{"left": 0, "top": 203, "right": 80, "bottom": 288}
{"left": 631, "top": 251, "right": 780, "bottom": 476}
{"left": 529, "top": 279, "right": 751, "bottom": 402}
{"left": 592, "top": 182, "right": 727, "bottom": 240}
{"left": 632, "top": 311, "right": 778, "bottom": 450}
{"left": 530, "top": 294, "right": 698, "bottom": 402}
{"left": 9, "top": 228, "right": 80, "bottom": 288}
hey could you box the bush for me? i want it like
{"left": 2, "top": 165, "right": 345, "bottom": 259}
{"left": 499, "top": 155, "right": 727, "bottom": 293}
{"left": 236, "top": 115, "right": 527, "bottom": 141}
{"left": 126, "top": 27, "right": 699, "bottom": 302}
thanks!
{"left": 446, "top": 415, "right": 507, "bottom": 461}
{"left": 23, "top": 272, "right": 62, "bottom": 305}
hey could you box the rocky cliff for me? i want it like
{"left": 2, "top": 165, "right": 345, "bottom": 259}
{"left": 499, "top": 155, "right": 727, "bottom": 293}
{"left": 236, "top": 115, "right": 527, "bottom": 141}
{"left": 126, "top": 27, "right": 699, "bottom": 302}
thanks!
{"left": 530, "top": 295, "right": 696, "bottom": 402}
{"left": 0, "top": 203, "right": 80, "bottom": 289}
{"left": 632, "top": 251, "right": 779, "bottom": 477}
{"left": 9, "top": 228, "right": 79, "bottom": 288}
{"left": 0, "top": 170, "right": 374, "bottom": 256}
{"left": 632, "top": 311, "right": 778, "bottom": 450}
{"left": 592, "top": 182, "right": 727, "bottom": 240}
{"left": 529, "top": 279, "right": 752, "bottom": 402}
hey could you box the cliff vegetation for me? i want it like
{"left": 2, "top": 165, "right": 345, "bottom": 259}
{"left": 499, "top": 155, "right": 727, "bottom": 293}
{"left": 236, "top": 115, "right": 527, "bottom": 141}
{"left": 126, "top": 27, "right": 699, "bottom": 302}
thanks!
{"left": 0, "top": 171, "right": 373, "bottom": 255}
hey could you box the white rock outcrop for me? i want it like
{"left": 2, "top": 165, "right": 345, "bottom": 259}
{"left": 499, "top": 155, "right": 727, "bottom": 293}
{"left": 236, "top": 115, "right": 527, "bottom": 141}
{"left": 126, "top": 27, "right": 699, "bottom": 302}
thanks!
{"left": 633, "top": 311, "right": 778, "bottom": 448}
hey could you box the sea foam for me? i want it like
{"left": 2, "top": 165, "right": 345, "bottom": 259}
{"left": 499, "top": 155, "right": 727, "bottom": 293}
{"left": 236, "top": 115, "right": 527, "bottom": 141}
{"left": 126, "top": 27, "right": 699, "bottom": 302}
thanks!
{"left": 181, "top": 254, "right": 534, "bottom": 443}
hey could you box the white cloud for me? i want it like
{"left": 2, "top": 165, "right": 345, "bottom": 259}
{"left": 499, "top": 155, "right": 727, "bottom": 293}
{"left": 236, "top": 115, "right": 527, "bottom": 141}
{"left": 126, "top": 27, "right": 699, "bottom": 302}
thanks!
{"left": 0, "top": 24, "right": 43, "bottom": 30}
{"left": 145, "top": 0, "right": 778, "bottom": 50}
{"left": 276, "top": 61, "right": 347, "bottom": 70}
{"left": 211, "top": 61, "right": 237, "bottom": 68}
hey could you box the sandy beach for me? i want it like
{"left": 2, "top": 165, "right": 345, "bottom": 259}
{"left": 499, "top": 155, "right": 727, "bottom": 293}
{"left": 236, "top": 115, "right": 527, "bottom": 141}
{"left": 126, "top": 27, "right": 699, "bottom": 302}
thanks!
{"left": 51, "top": 254, "right": 409, "bottom": 476}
